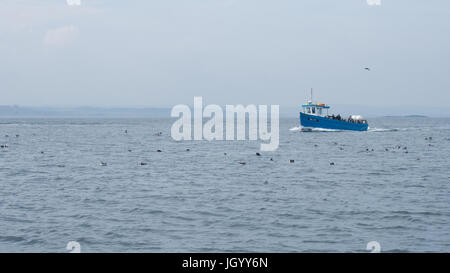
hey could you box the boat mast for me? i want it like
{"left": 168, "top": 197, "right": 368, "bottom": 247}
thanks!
{"left": 310, "top": 88, "right": 313, "bottom": 103}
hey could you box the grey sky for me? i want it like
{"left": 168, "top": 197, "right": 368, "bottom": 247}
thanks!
{"left": 1, "top": 0, "right": 449, "bottom": 110}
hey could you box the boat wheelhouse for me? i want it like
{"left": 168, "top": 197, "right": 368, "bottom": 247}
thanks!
{"left": 299, "top": 89, "right": 368, "bottom": 131}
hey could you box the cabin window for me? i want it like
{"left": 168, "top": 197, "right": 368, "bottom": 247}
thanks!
{"left": 318, "top": 108, "right": 322, "bottom": 115}
{"left": 306, "top": 107, "right": 311, "bottom": 114}
{"left": 312, "top": 107, "right": 316, "bottom": 114}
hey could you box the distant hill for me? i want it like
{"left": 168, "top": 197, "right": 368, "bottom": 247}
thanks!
{"left": 0, "top": 106, "right": 171, "bottom": 118}
{"left": 383, "top": 115, "right": 428, "bottom": 118}
{"left": 0, "top": 105, "right": 448, "bottom": 118}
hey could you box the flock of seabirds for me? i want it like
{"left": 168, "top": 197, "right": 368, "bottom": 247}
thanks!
{"left": 0, "top": 67, "right": 447, "bottom": 178}
{"left": 0, "top": 129, "right": 440, "bottom": 170}
{"left": 0, "top": 67, "right": 379, "bottom": 155}
{"left": 0, "top": 64, "right": 441, "bottom": 170}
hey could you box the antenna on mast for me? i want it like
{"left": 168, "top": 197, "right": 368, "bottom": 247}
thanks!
{"left": 310, "top": 88, "right": 313, "bottom": 103}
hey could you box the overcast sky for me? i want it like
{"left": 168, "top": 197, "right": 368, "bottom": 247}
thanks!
{"left": 1, "top": 0, "right": 449, "bottom": 110}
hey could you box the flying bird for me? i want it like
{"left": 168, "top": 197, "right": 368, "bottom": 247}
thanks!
{"left": 364, "top": 67, "right": 371, "bottom": 71}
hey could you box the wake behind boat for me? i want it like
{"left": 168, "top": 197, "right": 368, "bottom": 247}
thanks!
{"left": 300, "top": 89, "right": 368, "bottom": 131}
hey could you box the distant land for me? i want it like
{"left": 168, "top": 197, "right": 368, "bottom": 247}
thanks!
{"left": 383, "top": 115, "right": 428, "bottom": 118}
{"left": 0, "top": 105, "right": 448, "bottom": 118}
{"left": 0, "top": 106, "right": 170, "bottom": 118}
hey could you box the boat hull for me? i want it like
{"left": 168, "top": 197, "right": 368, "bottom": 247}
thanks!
{"left": 300, "top": 112, "right": 368, "bottom": 131}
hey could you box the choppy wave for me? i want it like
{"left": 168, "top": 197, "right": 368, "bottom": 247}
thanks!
{"left": 367, "top": 127, "right": 399, "bottom": 132}
{"left": 290, "top": 126, "right": 403, "bottom": 133}
{"left": 289, "top": 126, "right": 302, "bottom": 131}
{"left": 289, "top": 126, "right": 342, "bottom": 132}
{"left": 1, "top": 117, "right": 449, "bottom": 252}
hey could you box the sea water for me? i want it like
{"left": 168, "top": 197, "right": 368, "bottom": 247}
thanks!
{"left": 0, "top": 117, "right": 449, "bottom": 252}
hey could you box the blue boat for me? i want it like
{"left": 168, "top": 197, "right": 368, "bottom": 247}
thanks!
{"left": 299, "top": 89, "right": 368, "bottom": 131}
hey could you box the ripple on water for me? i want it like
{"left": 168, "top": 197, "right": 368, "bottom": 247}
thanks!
{"left": 0, "top": 117, "right": 449, "bottom": 252}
